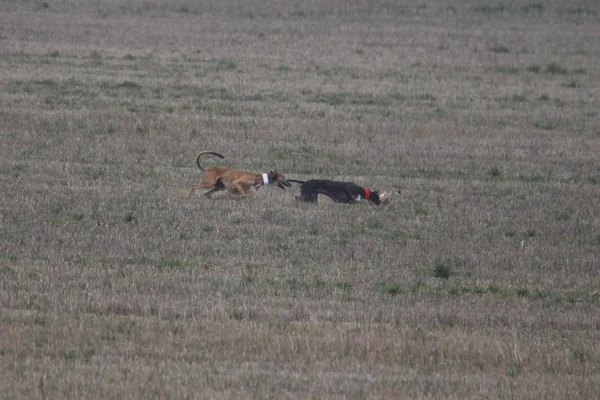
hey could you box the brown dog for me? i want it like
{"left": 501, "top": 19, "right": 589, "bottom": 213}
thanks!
{"left": 189, "top": 151, "right": 291, "bottom": 198}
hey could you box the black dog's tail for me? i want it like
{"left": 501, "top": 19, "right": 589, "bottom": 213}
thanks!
{"left": 196, "top": 151, "right": 225, "bottom": 171}
{"left": 287, "top": 179, "right": 306, "bottom": 185}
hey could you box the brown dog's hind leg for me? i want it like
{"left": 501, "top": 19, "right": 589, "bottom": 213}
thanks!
{"left": 189, "top": 185, "right": 203, "bottom": 198}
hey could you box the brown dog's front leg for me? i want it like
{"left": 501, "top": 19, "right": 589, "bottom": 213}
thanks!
{"left": 232, "top": 182, "right": 248, "bottom": 196}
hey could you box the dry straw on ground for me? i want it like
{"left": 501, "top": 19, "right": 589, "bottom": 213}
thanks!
{"left": 1, "top": 0, "right": 600, "bottom": 398}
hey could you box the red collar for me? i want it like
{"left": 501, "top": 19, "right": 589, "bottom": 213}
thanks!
{"left": 363, "top": 188, "right": 370, "bottom": 200}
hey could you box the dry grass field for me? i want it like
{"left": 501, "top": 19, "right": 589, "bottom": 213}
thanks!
{"left": 1, "top": 0, "right": 600, "bottom": 398}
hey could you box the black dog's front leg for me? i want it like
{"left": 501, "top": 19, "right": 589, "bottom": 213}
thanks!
{"left": 338, "top": 189, "right": 361, "bottom": 203}
{"left": 299, "top": 183, "right": 319, "bottom": 203}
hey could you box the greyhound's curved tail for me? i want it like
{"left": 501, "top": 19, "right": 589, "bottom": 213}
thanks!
{"left": 287, "top": 179, "right": 306, "bottom": 185}
{"left": 195, "top": 151, "right": 225, "bottom": 171}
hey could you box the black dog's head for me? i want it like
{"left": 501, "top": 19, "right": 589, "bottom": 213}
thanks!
{"left": 369, "top": 190, "right": 381, "bottom": 205}
{"left": 268, "top": 170, "right": 291, "bottom": 190}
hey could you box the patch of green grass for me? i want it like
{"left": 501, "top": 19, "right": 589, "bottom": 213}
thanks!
{"left": 412, "top": 280, "right": 425, "bottom": 292}
{"left": 388, "top": 230, "right": 421, "bottom": 241}
{"left": 36, "top": 79, "right": 59, "bottom": 88}
{"left": 518, "top": 173, "right": 547, "bottom": 183}
{"left": 499, "top": 94, "right": 527, "bottom": 104}
{"left": 486, "top": 284, "right": 500, "bottom": 294}
{"left": 528, "top": 64, "right": 541, "bottom": 73}
{"left": 63, "top": 349, "right": 78, "bottom": 362}
{"left": 102, "top": 319, "right": 136, "bottom": 341}
{"left": 487, "top": 166, "right": 502, "bottom": 178}
{"left": 506, "top": 361, "right": 522, "bottom": 377}
{"left": 559, "top": 7, "right": 598, "bottom": 17}
{"left": 416, "top": 167, "right": 442, "bottom": 179}
{"left": 432, "top": 262, "right": 453, "bottom": 279}
{"left": 521, "top": 3, "right": 545, "bottom": 13}
{"left": 84, "top": 166, "right": 104, "bottom": 180}
{"left": 286, "top": 278, "right": 305, "bottom": 292}
{"left": 533, "top": 120, "right": 557, "bottom": 130}
{"left": 470, "top": 4, "right": 511, "bottom": 14}
{"left": 72, "top": 213, "right": 84, "bottom": 221}
{"left": 534, "top": 290, "right": 553, "bottom": 299}
{"left": 201, "top": 223, "right": 215, "bottom": 233}
{"left": 414, "top": 205, "right": 428, "bottom": 216}
{"left": 273, "top": 237, "right": 288, "bottom": 252}
{"left": 214, "top": 59, "right": 237, "bottom": 71}
{"left": 430, "top": 256, "right": 464, "bottom": 280}
{"left": 490, "top": 44, "right": 509, "bottom": 53}
{"left": 1, "top": 254, "right": 18, "bottom": 263}
{"left": 380, "top": 283, "right": 402, "bottom": 296}
{"left": 419, "top": 93, "right": 437, "bottom": 103}
{"left": 179, "top": 232, "right": 191, "bottom": 240}
{"left": 307, "top": 225, "right": 320, "bottom": 236}
{"left": 160, "top": 258, "right": 187, "bottom": 270}
{"left": 545, "top": 62, "right": 568, "bottom": 75}
{"left": 277, "top": 64, "right": 292, "bottom": 72}
{"left": 116, "top": 80, "right": 142, "bottom": 90}
{"left": 309, "top": 92, "right": 391, "bottom": 107}
{"left": 586, "top": 176, "right": 600, "bottom": 185}
{"left": 244, "top": 93, "right": 264, "bottom": 101}
{"left": 572, "top": 348, "right": 589, "bottom": 363}
{"left": 170, "top": 325, "right": 184, "bottom": 335}
{"left": 334, "top": 281, "right": 353, "bottom": 293}
{"left": 310, "top": 93, "right": 347, "bottom": 106}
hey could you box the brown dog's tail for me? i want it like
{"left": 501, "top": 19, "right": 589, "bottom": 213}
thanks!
{"left": 196, "top": 151, "right": 225, "bottom": 171}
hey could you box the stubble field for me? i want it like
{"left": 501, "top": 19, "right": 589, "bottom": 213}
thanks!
{"left": 1, "top": 0, "right": 600, "bottom": 398}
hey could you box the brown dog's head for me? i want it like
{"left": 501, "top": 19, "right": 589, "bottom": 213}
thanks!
{"left": 267, "top": 170, "right": 291, "bottom": 189}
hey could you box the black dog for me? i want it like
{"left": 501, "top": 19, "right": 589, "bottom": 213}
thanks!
{"left": 289, "top": 179, "right": 381, "bottom": 205}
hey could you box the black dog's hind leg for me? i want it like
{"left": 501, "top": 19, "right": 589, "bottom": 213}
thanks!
{"left": 301, "top": 192, "right": 318, "bottom": 203}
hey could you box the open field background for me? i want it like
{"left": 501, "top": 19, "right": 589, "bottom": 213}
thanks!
{"left": 1, "top": 0, "right": 600, "bottom": 398}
